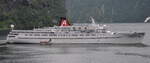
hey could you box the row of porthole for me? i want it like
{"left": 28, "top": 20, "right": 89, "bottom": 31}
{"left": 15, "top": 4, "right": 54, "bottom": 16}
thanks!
{"left": 24, "top": 34, "right": 101, "bottom": 36}
{"left": 72, "top": 27, "right": 88, "bottom": 30}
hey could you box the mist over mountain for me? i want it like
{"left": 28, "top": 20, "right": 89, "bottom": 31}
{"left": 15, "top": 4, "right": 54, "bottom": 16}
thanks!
{"left": 66, "top": 0, "right": 150, "bottom": 23}
{"left": 0, "top": 0, "right": 150, "bottom": 29}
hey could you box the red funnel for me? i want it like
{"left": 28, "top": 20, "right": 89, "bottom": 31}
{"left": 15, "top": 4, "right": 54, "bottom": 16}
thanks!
{"left": 59, "top": 17, "right": 71, "bottom": 26}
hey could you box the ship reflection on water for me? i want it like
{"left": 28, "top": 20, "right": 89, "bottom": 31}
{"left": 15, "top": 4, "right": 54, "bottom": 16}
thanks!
{"left": 0, "top": 44, "right": 150, "bottom": 63}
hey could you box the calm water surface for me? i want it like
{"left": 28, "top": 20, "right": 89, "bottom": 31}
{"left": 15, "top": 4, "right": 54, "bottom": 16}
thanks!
{"left": 0, "top": 23, "right": 150, "bottom": 63}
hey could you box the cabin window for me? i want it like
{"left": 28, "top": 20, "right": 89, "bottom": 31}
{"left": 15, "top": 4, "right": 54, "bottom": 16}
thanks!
{"left": 72, "top": 34, "right": 77, "bottom": 36}
{"left": 92, "top": 34, "right": 95, "bottom": 36}
{"left": 49, "top": 33, "right": 55, "bottom": 36}
{"left": 79, "top": 27, "right": 81, "bottom": 30}
{"left": 73, "top": 27, "right": 76, "bottom": 30}
{"left": 14, "top": 34, "right": 18, "bottom": 35}
{"left": 8, "top": 36, "right": 15, "bottom": 37}
{"left": 34, "top": 34, "right": 40, "bottom": 36}
{"left": 10, "top": 33, "right": 18, "bottom": 35}
{"left": 25, "top": 34, "right": 28, "bottom": 36}
{"left": 85, "top": 27, "right": 87, "bottom": 29}
{"left": 50, "top": 32, "right": 54, "bottom": 33}
{"left": 29, "top": 34, "right": 32, "bottom": 36}
{"left": 68, "top": 34, "right": 71, "bottom": 36}
{"left": 80, "top": 34, "right": 84, "bottom": 36}
{"left": 86, "top": 34, "right": 89, "bottom": 36}
{"left": 42, "top": 34, "right": 48, "bottom": 36}
{"left": 59, "top": 34, "right": 62, "bottom": 36}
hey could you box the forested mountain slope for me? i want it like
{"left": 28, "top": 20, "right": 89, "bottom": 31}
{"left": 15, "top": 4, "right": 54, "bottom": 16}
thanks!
{"left": 0, "top": 0, "right": 66, "bottom": 29}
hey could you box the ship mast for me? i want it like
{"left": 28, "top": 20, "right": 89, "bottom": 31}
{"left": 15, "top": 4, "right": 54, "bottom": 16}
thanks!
{"left": 101, "top": 4, "right": 105, "bottom": 16}
{"left": 110, "top": 7, "right": 114, "bottom": 23}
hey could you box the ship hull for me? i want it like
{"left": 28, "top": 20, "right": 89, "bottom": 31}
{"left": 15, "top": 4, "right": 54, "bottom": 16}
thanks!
{"left": 7, "top": 33, "right": 145, "bottom": 44}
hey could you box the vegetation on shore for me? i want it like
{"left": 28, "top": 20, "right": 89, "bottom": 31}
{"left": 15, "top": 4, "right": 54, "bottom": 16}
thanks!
{"left": 0, "top": 0, "right": 66, "bottom": 30}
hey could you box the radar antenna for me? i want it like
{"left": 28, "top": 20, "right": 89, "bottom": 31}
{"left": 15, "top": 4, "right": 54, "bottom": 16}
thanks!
{"left": 90, "top": 17, "right": 96, "bottom": 24}
{"left": 144, "top": 16, "right": 150, "bottom": 23}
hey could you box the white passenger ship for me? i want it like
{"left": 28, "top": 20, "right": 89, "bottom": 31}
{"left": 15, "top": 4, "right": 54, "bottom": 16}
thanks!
{"left": 7, "top": 17, "right": 145, "bottom": 44}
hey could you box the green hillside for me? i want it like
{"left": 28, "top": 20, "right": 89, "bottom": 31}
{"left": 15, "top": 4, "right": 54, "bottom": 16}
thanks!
{"left": 0, "top": 0, "right": 66, "bottom": 30}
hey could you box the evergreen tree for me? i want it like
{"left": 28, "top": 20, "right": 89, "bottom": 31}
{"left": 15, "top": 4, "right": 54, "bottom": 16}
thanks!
{"left": 0, "top": 0, "right": 66, "bottom": 29}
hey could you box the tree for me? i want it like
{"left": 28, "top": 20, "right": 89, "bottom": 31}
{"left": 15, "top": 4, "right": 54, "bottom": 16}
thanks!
{"left": 0, "top": 0, "right": 66, "bottom": 29}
